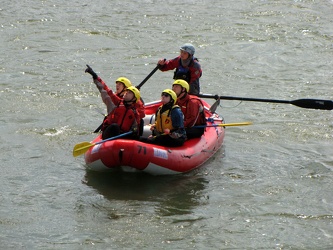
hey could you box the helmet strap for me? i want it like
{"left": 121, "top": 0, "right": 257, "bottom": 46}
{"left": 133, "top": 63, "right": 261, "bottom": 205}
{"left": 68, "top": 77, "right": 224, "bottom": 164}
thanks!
{"left": 124, "top": 99, "right": 135, "bottom": 106}
{"left": 119, "top": 87, "right": 126, "bottom": 96}
{"left": 177, "top": 89, "right": 185, "bottom": 99}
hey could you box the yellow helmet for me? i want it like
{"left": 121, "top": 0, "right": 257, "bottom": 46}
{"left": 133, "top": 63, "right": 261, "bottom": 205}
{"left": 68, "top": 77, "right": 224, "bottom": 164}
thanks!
{"left": 126, "top": 86, "right": 140, "bottom": 103}
{"left": 162, "top": 89, "right": 177, "bottom": 104}
{"left": 172, "top": 79, "right": 189, "bottom": 93}
{"left": 115, "top": 77, "right": 132, "bottom": 88}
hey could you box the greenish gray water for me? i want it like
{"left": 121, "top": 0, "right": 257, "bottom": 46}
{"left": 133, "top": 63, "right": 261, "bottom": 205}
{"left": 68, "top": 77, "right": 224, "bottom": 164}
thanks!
{"left": 1, "top": 0, "right": 332, "bottom": 249}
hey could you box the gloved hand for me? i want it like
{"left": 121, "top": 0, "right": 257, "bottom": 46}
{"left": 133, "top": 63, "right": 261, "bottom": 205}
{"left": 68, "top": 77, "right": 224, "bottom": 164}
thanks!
{"left": 85, "top": 64, "right": 98, "bottom": 79}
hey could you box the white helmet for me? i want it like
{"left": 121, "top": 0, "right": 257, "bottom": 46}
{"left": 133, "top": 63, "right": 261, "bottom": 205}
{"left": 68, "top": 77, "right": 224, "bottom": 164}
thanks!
{"left": 180, "top": 43, "right": 195, "bottom": 55}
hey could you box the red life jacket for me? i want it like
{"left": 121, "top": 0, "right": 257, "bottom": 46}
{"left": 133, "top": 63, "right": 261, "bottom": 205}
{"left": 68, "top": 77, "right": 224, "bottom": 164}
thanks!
{"left": 102, "top": 102, "right": 137, "bottom": 133}
{"left": 177, "top": 95, "right": 206, "bottom": 127}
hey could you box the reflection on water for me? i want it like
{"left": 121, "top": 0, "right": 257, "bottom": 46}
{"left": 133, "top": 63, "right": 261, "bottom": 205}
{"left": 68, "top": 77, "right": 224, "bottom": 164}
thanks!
{"left": 83, "top": 170, "right": 208, "bottom": 216}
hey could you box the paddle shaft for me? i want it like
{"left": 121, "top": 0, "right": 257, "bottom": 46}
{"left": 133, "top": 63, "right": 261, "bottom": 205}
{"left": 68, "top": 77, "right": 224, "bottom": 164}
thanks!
{"left": 193, "top": 122, "right": 252, "bottom": 128}
{"left": 96, "top": 131, "right": 133, "bottom": 145}
{"left": 136, "top": 62, "right": 163, "bottom": 90}
{"left": 198, "top": 94, "right": 333, "bottom": 110}
{"left": 73, "top": 131, "right": 133, "bottom": 157}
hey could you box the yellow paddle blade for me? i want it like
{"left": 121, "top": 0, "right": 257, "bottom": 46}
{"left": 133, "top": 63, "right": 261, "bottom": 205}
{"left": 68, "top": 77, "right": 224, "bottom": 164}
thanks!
{"left": 219, "top": 122, "right": 252, "bottom": 127}
{"left": 72, "top": 141, "right": 94, "bottom": 157}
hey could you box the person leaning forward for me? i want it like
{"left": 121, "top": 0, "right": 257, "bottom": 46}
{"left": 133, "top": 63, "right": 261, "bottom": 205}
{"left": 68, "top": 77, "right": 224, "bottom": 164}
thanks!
{"left": 157, "top": 43, "right": 202, "bottom": 95}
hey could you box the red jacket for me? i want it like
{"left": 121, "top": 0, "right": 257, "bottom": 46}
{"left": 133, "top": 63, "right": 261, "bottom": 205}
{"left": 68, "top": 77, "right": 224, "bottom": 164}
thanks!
{"left": 159, "top": 56, "right": 202, "bottom": 86}
{"left": 95, "top": 77, "right": 145, "bottom": 120}
{"left": 102, "top": 101, "right": 138, "bottom": 133}
{"left": 176, "top": 94, "right": 206, "bottom": 128}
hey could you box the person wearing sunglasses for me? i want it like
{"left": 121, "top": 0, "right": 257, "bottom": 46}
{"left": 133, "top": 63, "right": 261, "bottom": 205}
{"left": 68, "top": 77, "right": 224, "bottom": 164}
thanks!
{"left": 157, "top": 43, "right": 202, "bottom": 95}
{"left": 148, "top": 89, "right": 186, "bottom": 147}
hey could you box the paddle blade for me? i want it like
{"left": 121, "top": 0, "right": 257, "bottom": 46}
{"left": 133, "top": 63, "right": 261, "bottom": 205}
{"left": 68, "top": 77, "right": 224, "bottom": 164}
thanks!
{"left": 209, "top": 97, "right": 220, "bottom": 113}
{"left": 73, "top": 142, "right": 94, "bottom": 157}
{"left": 290, "top": 99, "right": 333, "bottom": 110}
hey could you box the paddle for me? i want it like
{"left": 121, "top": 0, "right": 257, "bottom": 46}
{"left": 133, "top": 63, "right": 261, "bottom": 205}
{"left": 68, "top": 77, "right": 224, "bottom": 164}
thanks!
{"left": 193, "top": 122, "right": 252, "bottom": 128}
{"left": 93, "top": 118, "right": 106, "bottom": 133}
{"left": 135, "top": 60, "right": 165, "bottom": 90}
{"left": 73, "top": 131, "right": 133, "bottom": 157}
{"left": 209, "top": 97, "right": 220, "bottom": 113}
{"left": 198, "top": 94, "right": 333, "bottom": 111}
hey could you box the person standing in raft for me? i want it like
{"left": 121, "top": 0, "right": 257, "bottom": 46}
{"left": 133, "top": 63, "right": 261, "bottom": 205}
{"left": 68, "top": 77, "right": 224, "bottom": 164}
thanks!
{"left": 157, "top": 43, "right": 202, "bottom": 95}
{"left": 147, "top": 89, "right": 186, "bottom": 147}
{"left": 86, "top": 65, "right": 144, "bottom": 140}
{"left": 172, "top": 79, "right": 206, "bottom": 139}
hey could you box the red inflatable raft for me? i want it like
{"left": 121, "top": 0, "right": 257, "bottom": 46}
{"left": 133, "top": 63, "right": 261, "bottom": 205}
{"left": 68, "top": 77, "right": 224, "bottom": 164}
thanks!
{"left": 84, "top": 99, "right": 225, "bottom": 175}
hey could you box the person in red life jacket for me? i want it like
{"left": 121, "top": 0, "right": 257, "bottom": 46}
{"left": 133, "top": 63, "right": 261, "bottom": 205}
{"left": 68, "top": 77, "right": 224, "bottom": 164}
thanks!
{"left": 85, "top": 65, "right": 145, "bottom": 119}
{"left": 85, "top": 65, "right": 145, "bottom": 135}
{"left": 172, "top": 79, "right": 206, "bottom": 139}
{"left": 101, "top": 86, "right": 142, "bottom": 140}
{"left": 147, "top": 89, "right": 186, "bottom": 147}
{"left": 157, "top": 43, "right": 202, "bottom": 95}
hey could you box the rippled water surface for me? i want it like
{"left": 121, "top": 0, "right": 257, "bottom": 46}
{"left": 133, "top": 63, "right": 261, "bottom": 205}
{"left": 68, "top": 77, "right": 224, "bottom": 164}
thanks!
{"left": 1, "top": 0, "right": 332, "bottom": 249}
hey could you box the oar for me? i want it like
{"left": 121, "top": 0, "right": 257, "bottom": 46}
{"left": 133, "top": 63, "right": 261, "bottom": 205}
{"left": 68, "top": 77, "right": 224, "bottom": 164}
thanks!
{"left": 73, "top": 131, "right": 133, "bottom": 157}
{"left": 193, "top": 122, "right": 252, "bottom": 128}
{"left": 198, "top": 94, "right": 333, "bottom": 111}
{"left": 209, "top": 97, "right": 220, "bottom": 113}
{"left": 135, "top": 61, "right": 164, "bottom": 90}
{"left": 93, "top": 123, "right": 104, "bottom": 133}
{"left": 93, "top": 115, "right": 107, "bottom": 133}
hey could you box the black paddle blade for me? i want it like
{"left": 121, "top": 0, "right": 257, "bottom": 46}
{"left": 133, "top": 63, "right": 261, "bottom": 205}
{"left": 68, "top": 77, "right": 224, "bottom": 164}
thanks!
{"left": 290, "top": 99, "right": 333, "bottom": 110}
{"left": 198, "top": 94, "right": 333, "bottom": 111}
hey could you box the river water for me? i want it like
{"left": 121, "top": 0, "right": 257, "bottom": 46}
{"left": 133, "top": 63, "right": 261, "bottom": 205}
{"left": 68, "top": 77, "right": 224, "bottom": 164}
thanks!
{"left": 1, "top": 0, "right": 332, "bottom": 249}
